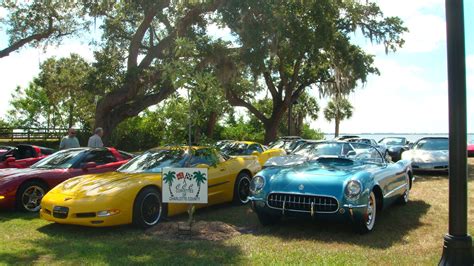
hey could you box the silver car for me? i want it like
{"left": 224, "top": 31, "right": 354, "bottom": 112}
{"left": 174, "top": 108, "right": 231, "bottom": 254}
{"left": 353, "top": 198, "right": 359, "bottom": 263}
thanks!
{"left": 401, "top": 137, "right": 448, "bottom": 172}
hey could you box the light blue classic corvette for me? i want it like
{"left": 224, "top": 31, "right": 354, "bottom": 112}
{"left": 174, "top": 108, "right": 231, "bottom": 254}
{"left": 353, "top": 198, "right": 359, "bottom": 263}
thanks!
{"left": 249, "top": 141, "right": 413, "bottom": 233}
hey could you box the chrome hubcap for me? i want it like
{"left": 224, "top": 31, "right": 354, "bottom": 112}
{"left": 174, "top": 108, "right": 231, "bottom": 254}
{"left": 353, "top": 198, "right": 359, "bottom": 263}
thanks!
{"left": 366, "top": 192, "right": 376, "bottom": 230}
{"left": 21, "top": 185, "right": 45, "bottom": 212}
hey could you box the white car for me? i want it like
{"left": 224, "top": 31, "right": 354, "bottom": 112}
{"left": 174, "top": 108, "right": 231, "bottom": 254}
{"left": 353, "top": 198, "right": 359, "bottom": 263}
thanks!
{"left": 401, "top": 137, "right": 448, "bottom": 172}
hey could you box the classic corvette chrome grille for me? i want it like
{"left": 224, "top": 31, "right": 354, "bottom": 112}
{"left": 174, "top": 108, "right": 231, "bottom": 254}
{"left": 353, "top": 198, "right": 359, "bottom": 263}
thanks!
{"left": 267, "top": 193, "right": 338, "bottom": 213}
{"left": 52, "top": 206, "right": 69, "bottom": 219}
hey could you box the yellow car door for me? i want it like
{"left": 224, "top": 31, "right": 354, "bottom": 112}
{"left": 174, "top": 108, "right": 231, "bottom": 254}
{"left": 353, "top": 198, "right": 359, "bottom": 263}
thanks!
{"left": 191, "top": 148, "right": 232, "bottom": 205}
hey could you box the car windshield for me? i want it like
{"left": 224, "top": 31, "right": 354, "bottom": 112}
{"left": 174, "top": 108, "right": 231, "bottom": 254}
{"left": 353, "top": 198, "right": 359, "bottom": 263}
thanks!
{"left": 298, "top": 142, "right": 384, "bottom": 165}
{"left": 270, "top": 139, "right": 293, "bottom": 150}
{"left": 379, "top": 137, "right": 405, "bottom": 145}
{"left": 221, "top": 143, "right": 251, "bottom": 156}
{"left": 413, "top": 139, "right": 448, "bottom": 151}
{"left": 293, "top": 142, "right": 349, "bottom": 157}
{"left": 31, "top": 149, "right": 85, "bottom": 169}
{"left": 118, "top": 149, "right": 189, "bottom": 173}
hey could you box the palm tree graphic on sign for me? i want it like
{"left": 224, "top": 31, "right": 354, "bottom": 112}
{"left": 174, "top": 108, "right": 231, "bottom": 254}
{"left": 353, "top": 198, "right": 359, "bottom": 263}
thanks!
{"left": 163, "top": 171, "right": 176, "bottom": 197}
{"left": 193, "top": 171, "right": 207, "bottom": 197}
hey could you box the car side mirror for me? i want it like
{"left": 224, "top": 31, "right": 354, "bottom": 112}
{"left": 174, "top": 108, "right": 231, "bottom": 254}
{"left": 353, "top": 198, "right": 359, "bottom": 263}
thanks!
{"left": 195, "top": 163, "right": 209, "bottom": 169}
{"left": 82, "top": 162, "right": 97, "bottom": 170}
{"left": 251, "top": 151, "right": 260, "bottom": 156}
{"left": 5, "top": 157, "right": 16, "bottom": 163}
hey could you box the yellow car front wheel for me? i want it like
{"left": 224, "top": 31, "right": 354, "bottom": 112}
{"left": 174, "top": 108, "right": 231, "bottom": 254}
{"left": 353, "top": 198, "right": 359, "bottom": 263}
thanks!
{"left": 133, "top": 187, "right": 164, "bottom": 228}
{"left": 233, "top": 172, "right": 251, "bottom": 205}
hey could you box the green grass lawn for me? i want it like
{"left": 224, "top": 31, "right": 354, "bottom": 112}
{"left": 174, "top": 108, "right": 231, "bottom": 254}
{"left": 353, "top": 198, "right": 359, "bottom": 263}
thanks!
{"left": 1, "top": 162, "right": 473, "bottom": 265}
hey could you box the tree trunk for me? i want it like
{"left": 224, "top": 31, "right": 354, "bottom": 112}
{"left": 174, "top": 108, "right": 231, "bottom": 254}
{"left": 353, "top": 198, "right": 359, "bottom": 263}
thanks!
{"left": 205, "top": 111, "right": 218, "bottom": 138}
{"left": 264, "top": 121, "right": 279, "bottom": 144}
{"left": 335, "top": 115, "right": 340, "bottom": 137}
{"left": 68, "top": 103, "right": 74, "bottom": 129}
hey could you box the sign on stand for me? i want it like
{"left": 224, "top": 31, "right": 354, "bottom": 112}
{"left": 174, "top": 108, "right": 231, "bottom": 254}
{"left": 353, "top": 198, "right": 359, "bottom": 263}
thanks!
{"left": 162, "top": 168, "right": 208, "bottom": 204}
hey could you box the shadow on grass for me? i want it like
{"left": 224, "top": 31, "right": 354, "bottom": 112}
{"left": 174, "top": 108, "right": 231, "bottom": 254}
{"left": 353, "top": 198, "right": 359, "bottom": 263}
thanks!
{"left": 0, "top": 210, "right": 38, "bottom": 223}
{"left": 10, "top": 223, "right": 244, "bottom": 265}
{"left": 193, "top": 200, "right": 431, "bottom": 249}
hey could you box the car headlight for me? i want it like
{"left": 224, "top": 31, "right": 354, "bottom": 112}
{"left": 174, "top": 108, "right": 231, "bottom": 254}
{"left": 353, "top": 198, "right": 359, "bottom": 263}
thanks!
{"left": 250, "top": 176, "right": 265, "bottom": 194}
{"left": 345, "top": 180, "right": 362, "bottom": 200}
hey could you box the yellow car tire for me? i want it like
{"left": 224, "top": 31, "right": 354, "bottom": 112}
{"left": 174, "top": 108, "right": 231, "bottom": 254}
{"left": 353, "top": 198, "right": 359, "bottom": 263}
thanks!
{"left": 232, "top": 172, "right": 251, "bottom": 205}
{"left": 132, "top": 187, "right": 165, "bottom": 228}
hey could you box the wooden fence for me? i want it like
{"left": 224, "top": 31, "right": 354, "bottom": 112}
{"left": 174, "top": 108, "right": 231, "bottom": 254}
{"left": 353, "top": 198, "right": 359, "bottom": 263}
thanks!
{"left": 0, "top": 128, "right": 68, "bottom": 142}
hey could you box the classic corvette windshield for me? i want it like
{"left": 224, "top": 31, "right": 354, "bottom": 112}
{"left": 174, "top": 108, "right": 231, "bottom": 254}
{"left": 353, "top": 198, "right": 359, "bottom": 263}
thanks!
{"left": 294, "top": 142, "right": 349, "bottom": 157}
{"left": 118, "top": 149, "right": 189, "bottom": 173}
{"left": 414, "top": 139, "right": 448, "bottom": 151}
{"left": 31, "top": 149, "right": 85, "bottom": 169}
{"left": 379, "top": 137, "right": 405, "bottom": 145}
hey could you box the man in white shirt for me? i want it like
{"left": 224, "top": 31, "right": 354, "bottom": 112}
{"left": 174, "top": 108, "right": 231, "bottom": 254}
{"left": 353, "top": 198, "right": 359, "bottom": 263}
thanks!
{"left": 88, "top": 127, "right": 104, "bottom": 148}
{"left": 59, "top": 128, "right": 80, "bottom": 149}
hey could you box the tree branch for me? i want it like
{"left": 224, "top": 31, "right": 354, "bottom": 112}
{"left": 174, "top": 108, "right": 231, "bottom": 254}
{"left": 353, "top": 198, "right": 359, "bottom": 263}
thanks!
{"left": 263, "top": 71, "right": 278, "bottom": 100}
{"left": 225, "top": 87, "right": 269, "bottom": 124}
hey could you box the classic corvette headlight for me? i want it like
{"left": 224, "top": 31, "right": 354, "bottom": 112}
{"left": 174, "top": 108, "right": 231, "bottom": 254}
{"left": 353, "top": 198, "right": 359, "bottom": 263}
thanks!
{"left": 250, "top": 176, "right": 265, "bottom": 194}
{"left": 97, "top": 209, "right": 120, "bottom": 217}
{"left": 345, "top": 180, "right": 362, "bottom": 200}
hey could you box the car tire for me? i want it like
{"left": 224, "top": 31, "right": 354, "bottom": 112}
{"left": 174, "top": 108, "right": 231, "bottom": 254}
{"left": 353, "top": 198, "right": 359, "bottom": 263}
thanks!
{"left": 354, "top": 191, "right": 377, "bottom": 234}
{"left": 132, "top": 187, "right": 164, "bottom": 229}
{"left": 16, "top": 180, "right": 48, "bottom": 212}
{"left": 398, "top": 174, "right": 410, "bottom": 205}
{"left": 232, "top": 172, "right": 251, "bottom": 205}
{"left": 256, "top": 211, "right": 280, "bottom": 226}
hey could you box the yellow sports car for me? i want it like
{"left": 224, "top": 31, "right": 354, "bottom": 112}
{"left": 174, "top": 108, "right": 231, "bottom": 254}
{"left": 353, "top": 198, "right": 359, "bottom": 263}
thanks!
{"left": 40, "top": 146, "right": 261, "bottom": 228}
{"left": 219, "top": 141, "right": 286, "bottom": 166}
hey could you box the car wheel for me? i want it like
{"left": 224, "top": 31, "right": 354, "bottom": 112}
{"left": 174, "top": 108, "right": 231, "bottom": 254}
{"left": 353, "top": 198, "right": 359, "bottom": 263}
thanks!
{"left": 398, "top": 174, "right": 410, "bottom": 205}
{"left": 233, "top": 172, "right": 251, "bottom": 205}
{"left": 256, "top": 211, "right": 280, "bottom": 226}
{"left": 133, "top": 187, "right": 164, "bottom": 229}
{"left": 16, "top": 181, "right": 48, "bottom": 212}
{"left": 354, "top": 191, "right": 377, "bottom": 234}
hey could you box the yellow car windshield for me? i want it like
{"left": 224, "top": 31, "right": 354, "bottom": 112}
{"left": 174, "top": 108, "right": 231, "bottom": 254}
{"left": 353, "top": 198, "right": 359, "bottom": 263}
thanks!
{"left": 117, "top": 149, "right": 189, "bottom": 173}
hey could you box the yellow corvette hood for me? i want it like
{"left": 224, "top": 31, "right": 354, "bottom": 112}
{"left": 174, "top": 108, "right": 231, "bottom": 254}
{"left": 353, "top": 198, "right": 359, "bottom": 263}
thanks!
{"left": 54, "top": 171, "right": 160, "bottom": 198}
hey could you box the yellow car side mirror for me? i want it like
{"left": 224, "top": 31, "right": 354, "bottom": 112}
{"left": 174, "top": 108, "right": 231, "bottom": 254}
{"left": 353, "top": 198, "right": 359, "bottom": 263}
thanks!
{"left": 251, "top": 151, "right": 260, "bottom": 156}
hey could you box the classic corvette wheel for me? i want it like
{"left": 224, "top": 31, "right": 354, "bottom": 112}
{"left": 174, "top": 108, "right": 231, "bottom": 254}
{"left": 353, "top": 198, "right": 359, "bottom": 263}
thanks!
{"left": 133, "top": 187, "right": 163, "bottom": 229}
{"left": 355, "top": 191, "right": 377, "bottom": 234}
{"left": 233, "top": 172, "right": 251, "bottom": 205}
{"left": 16, "top": 181, "right": 48, "bottom": 212}
{"left": 256, "top": 211, "right": 280, "bottom": 226}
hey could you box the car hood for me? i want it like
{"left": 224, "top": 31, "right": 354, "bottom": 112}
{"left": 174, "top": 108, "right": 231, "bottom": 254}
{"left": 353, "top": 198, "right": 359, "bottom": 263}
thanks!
{"left": 265, "top": 160, "right": 372, "bottom": 195}
{"left": 52, "top": 171, "right": 159, "bottom": 198}
{"left": 264, "top": 154, "right": 309, "bottom": 167}
{"left": 402, "top": 150, "right": 448, "bottom": 162}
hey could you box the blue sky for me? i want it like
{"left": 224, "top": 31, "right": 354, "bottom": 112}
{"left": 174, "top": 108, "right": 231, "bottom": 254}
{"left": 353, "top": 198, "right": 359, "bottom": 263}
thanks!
{"left": 0, "top": 0, "right": 472, "bottom": 134}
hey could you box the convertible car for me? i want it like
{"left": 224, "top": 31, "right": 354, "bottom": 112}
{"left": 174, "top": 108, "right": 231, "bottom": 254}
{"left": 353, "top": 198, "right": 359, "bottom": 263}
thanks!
{"left": 220, "top": 141, "right": 286, "bottom": 165}
{"left": 40, "top": 146, "right": 261, "bottom": 228}
{"left": 249, "top": 141, "right": 413, "bottom": 233}
{"left": 0, "top": 144, "right": 56, "bottom": 169}
{"left": 401, "top": 137, "right": 448, "bottom": 172}
{"left": 378, "top": 137, "right": 411, "bottom": 162}
{"left": 468, "top": 143, "right": 474, "bottom": 157}
{"left": 268, "top": 136, "right": 305, "bottom": 154}
{"left": 346, "top": 138, "right": 390, "bottom": 160}
{"left": 0, "top": 147, "right": 131, "bottom": 212}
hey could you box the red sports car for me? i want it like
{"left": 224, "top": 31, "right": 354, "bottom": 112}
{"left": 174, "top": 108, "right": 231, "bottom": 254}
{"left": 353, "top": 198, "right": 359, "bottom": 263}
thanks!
{"left": 0, "top": 144, "right": 56, "bottom": 169}
{"left": 468, "top": 144, "right": 474, "bottom": 157}
{"left": 0, "top": 147, "right": 133, "bottom": 212}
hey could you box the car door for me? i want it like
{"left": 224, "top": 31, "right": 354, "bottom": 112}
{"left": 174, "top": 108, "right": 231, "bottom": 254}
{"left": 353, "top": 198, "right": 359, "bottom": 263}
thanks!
{"left": 73, "top": 149, "right": 120, "bottom": 176}
{"left": 190, "top": 148, "right": 232, "bottom": 205}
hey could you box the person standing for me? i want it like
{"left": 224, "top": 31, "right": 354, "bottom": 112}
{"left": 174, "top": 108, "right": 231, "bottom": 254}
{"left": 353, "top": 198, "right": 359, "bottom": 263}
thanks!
{"left": 88, "top": 127, "right": 104, "bottom": 148}
{"left": 59, "top": 128, "right": 80, "bottom": 150}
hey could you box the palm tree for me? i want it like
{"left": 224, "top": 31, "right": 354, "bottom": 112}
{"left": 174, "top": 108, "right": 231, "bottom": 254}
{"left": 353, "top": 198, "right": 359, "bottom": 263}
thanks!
{"left": 324, "top": 97, "right": 353, "bottom": 137}
{"left": 163, "top": 171, "right": 176, "bottom": 197}
{"left": 193, "top": 171, "right": 207, "bottom": 198}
